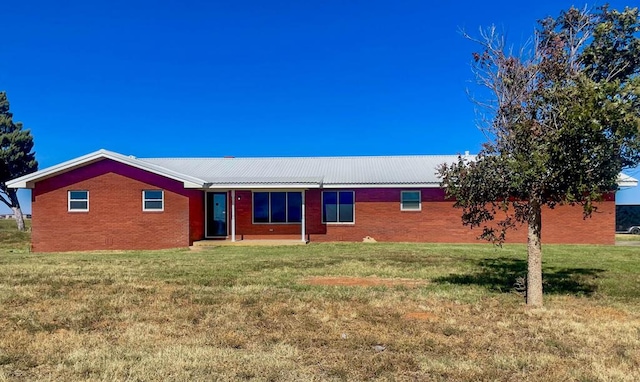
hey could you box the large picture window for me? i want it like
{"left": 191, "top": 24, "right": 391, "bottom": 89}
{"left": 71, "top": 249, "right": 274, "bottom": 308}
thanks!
{"left": 322, "top": 191, "right": 354, "bottom": 223}
{"left": 68, "top": 190, "right": 89, "bottom": 212}
{"left": 253, "top": 192, "right": 302, "bottom": 223}
{"left": 143, "top": 190, "right": 164, "bottom": 211}
{"left": 401, "top": 191, "right": 421, "bottom": 211}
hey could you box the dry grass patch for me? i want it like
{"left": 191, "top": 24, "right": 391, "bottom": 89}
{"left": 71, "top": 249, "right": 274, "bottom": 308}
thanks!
{"left": 302, "top": 276, "right": 427, "bottom": 288}
{"left": 403, "top": 312, "right": 439, "bottom": 321}
{"left": 1, "top": 240, "right": 640, "bottom": 380}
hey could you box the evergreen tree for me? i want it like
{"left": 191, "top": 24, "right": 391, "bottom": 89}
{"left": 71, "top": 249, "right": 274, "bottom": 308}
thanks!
{"left": 0, "top": 92, "right": 38, "bottom": 231}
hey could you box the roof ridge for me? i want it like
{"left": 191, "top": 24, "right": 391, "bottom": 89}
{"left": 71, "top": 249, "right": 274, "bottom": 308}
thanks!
{"left": 140, "top": 154, "right": 468, "bottom": 160}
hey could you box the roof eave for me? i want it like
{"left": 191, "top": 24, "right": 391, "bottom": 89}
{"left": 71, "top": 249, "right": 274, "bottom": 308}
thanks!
{"left": 202, "top": 183, "right": 322, "bottom": 190}
{"left": 322, "top": 183, "right": 441, "bottom": 189}
{"left": 617, "top": 173, "right": 638, "bottom": 188}
{"left": 618, "top": 181, "right": 638, "bottom": 188}
{"left": 6, "top": 179, "right": 29, "bottom": 188}
{"left": 6, "top": 149, "right": 207, "bottom": 189}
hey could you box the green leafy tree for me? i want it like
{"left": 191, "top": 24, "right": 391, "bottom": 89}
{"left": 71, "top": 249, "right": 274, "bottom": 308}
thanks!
{"left": 439, "top": 6, "right": 640, "bottom": 307}
{"left": 0, "top": 92, "right": 38, "bottom": 231}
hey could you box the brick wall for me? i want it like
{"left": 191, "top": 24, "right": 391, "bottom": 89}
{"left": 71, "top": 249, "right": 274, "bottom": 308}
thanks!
{"left": 237, "top": 188, "right": 615, "bottom": 245}
{"left": 32, "top": 159, "right": 204, "bottom": 252}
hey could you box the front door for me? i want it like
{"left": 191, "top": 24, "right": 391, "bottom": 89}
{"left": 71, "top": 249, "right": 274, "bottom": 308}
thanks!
{"left": 206, "top": 192, "right": 227, "bottom": 237}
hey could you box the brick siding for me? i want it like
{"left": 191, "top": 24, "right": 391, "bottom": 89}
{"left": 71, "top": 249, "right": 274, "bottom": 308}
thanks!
{"left": 239, "top": 188, "right": 615, "bottom": 245}
{"left": 31, "top": 159, "right": 204, "bottom": 252}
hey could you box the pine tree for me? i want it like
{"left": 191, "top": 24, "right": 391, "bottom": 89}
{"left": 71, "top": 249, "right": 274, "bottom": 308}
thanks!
{"left": 0, "top": 92, "right": 38, "bottom": 231}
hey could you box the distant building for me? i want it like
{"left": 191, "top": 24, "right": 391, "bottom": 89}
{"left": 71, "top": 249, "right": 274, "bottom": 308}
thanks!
{"left": 0, "top": 214, "right": 31, "bottom": 219}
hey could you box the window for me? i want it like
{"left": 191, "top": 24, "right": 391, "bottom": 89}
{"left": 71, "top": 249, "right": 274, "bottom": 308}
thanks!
{"left": 322, "top": 191, "right": 354, "bottom": 223}
{"left": 287, "top": 192, "right": 302, "bottom": 223}
{"left": 253, "top": 192, "right": 302, "bottom": 223}
{"left": 253, "top": 192, "right": 270, "bottom": 223}
{"left": 143, "top": 190, "right": 164, "bottom": 211}
{"left": 401, "top": 191, "right": 421, "bottom": 211}
{"left": 68, "top": 190, "right": 88, "bottom": 212}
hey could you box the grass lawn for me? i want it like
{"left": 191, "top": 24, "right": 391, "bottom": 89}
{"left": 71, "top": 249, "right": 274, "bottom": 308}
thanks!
{"left": 0, "top": 224, "right": 639, "bottom": 381}
{"left": 615, "top": 233, "right": 640, "bottom": 242}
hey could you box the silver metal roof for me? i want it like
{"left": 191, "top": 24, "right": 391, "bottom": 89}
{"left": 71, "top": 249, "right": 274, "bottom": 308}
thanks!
{"left": 7, "top": 149, "right": 637, "bottom": 190}
{"left": 139, "top": 155, "right": 464, "bottom": 187}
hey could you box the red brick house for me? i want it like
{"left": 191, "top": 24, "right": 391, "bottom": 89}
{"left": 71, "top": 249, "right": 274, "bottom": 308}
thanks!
{"left": 7, "top": 149, "right": 638, "bottom": 252}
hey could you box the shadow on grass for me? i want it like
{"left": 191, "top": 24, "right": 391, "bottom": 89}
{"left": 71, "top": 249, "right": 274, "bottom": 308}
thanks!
{"left": 433, "top": 257, "right": 604, "bottom": 296}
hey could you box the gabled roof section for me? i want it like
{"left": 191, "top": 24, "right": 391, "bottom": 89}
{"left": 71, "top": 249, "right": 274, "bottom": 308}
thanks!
{"left": 6, "top": 149, "right": 207, "bottom": 189}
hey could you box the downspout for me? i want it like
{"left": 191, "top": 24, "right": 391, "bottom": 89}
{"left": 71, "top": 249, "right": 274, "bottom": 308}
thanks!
{"left": 231, "top": 189, "right": 236, "bottom": 242}
{"left": 301, "top": 190, "right": 306, "bottom": 242}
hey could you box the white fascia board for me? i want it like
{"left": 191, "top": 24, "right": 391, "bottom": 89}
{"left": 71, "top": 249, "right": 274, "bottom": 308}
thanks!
{"left": 7, "top": 150, "right": 109, "bottom": 189}
{"left": 203, "top": 183, "right": 322, "bottom": 190}
{"left": 182, "top": 181, "right": 208, "bottom": 188}
{"left": 617, "top": 173, "right": 638, "bottom": 188}
{"left": 618, "top": 180, "right": 638, "bottom": 188}
{"left": 104, "top": 151, "right": 207, "bottom": 187}
{"left": 7, "top": 149, "right": 207, "bottom": 189}
{"left": 321, "top": 183, "right": 442, "bottom": 189}
{"left": 6, "top": 178, "right": 32, "bottom": 189}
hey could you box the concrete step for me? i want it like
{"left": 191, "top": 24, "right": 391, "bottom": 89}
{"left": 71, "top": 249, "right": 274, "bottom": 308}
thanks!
{"left": 191, "top": 239, "right": 308, "bottom": 248}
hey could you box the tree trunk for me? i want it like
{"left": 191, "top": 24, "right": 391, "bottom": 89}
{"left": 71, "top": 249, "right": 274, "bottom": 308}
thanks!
{"left": 6, "top": 189, "right": 26, "bottom": 231}
{"left": 526, "top": 201, "right": 543, "bottom": 307}
{"left": 12, "top": 206, "right": 25, "bottom": 231}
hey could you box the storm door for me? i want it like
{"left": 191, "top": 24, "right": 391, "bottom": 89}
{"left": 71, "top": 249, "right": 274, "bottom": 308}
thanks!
{"left": 206, "top": 192, "right": 227, "bottom": 237}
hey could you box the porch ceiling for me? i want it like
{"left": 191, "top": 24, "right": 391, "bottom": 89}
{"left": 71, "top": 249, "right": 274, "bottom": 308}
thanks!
{"left": 201, "top": 176, "right": 323, "bottom": 189}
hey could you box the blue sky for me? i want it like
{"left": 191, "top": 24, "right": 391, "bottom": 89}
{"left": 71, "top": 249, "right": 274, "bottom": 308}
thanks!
{"left": 2, "top": 0, "right": 639, "bottom": 212}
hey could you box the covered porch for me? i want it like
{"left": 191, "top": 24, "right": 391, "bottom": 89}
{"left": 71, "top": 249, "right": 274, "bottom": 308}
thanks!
{"left": 200, "top": 178, "right": 323, "bottom": 244}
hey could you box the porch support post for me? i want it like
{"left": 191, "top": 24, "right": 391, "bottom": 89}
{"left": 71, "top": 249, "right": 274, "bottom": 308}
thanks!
{"left": 301, "top": 190, "right": 306, "bottom": 242}
{"left": 231, "top": 189, "right": 236, "bottom": 242}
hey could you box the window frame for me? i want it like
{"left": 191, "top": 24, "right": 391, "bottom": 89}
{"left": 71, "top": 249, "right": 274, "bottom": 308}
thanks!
{"left": 400, "top": 190, "right": 422, "bottom": 211}
{"left": 322, "top": 190, "right": 355, "bottom": 224}
{"left": 68, "top": 190, "right": 89, "bottom": 212}
{"left": 142, "top": 190, "right": 164, "bottom": 212}
{"left": 252, "top": 191, "right": 302, "bottom": 224}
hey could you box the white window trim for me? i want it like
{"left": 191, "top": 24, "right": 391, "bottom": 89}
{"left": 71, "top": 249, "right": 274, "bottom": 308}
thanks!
{"left": 252, "top": 191, "right": 302, "bottom": 224}
{"left": 322, "top": 190, "right": 355, "bottom": 224}
{"left": 142, "top": 190, "right": 164, "bottom": 212}
{"left": 68, "top": 190, "right": 89, "bottom": 212}
{"left": 401, "top": 190, "right": 422, "bottom": 211}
